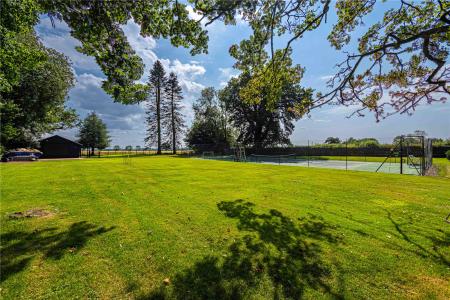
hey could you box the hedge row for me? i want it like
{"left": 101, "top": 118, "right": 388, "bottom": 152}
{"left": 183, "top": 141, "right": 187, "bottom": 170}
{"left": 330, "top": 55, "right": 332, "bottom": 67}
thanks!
{"left": 248, "top": 145, "right": 450, "bottom": 158}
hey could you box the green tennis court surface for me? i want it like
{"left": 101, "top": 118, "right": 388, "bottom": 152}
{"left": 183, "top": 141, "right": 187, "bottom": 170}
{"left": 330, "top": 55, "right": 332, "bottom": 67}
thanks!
{"left": 202, "top": 155, "right": 421, "bottom": 175}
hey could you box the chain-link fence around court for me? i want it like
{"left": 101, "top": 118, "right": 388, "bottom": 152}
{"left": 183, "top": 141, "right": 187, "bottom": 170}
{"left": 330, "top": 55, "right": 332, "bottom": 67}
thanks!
{"left": 192, "top": 137, "right": 446, "bottom": 176}
{"left": 78, "top": 138, "right": 448, "bottom": 176}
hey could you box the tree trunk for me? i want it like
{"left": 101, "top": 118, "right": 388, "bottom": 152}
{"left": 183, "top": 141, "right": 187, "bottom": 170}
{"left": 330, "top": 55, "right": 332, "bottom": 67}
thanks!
{"left": 254, "top": 120, "right": 263, "bottom": 153}
{"left": 171, "top": 91, "right": 176, "bottom": 154}
{"left": 156, "top": 85, "right": 161, "bottom": 155}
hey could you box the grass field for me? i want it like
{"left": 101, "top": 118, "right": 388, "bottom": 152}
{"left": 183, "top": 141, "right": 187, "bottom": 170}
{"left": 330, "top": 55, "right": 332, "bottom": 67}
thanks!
{"left": 1, "top": 156, "right": 449, "bottom": 299}
{"left": 433, "top": 158, "right": 450, "bottom": 178}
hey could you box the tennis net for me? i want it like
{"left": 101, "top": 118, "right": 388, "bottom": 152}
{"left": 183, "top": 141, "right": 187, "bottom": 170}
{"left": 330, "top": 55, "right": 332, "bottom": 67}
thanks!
{"left": 248, "top": 154, "right": 298, "bottom": 163}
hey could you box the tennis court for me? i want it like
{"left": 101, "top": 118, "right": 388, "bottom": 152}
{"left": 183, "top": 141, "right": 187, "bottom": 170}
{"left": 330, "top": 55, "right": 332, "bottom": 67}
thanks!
{"left": 201, "top": 154, "right": 421, "bottom": 175}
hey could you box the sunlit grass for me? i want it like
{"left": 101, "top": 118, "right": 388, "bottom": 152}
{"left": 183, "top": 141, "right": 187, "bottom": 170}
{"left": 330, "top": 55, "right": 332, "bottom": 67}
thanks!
{"left": 1, "top": 156, "right": 449, "bottom": 299}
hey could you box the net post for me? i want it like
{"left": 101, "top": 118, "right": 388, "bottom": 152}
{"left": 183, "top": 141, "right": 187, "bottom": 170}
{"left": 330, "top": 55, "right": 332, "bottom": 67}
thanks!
{"left": 400, "top": 137, "right": 403, "bottom": 174}
{"left": 421, "top": 136, "right": 425, "bottom": 176}
{"left": 307, "top": 140, "right": 310, "bottom": 167}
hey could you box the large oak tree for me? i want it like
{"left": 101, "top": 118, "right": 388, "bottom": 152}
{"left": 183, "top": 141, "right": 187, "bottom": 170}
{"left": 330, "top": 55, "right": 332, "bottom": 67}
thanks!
{"left": 219, "top": 51, "right": 313, "bottom": 149}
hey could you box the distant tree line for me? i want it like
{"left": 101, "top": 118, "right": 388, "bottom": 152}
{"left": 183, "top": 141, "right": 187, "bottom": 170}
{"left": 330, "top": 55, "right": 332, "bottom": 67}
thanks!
{"left": 323, "top": 137, "right": 381, "bottom": 148}
{"left": 320, "top": 131, "right": 450, "bottom": 148}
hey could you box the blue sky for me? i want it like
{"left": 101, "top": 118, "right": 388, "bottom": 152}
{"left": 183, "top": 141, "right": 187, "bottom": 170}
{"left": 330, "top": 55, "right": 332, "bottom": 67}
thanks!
{"left": 35, "top": 2, "right": 450, "bottom": 147}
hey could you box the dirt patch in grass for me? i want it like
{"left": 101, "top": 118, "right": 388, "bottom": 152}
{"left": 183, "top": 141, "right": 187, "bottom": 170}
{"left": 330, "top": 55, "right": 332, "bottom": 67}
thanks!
{"left": 398, "top": 275, "right": 450, "bottom": 299}
{"left": 8, "top": 208, "right": 55, "bottom": 219}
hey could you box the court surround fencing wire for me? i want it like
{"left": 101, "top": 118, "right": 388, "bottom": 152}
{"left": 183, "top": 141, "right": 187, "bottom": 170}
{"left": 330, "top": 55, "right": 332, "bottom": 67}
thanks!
{"left": 195, "top": 136, "right": 434, "bottom": 176}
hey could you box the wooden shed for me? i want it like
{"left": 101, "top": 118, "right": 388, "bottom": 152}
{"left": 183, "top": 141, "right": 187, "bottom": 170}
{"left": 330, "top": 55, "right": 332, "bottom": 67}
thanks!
{"left": 40, "top": 135, "right": 82, "bottom": 158}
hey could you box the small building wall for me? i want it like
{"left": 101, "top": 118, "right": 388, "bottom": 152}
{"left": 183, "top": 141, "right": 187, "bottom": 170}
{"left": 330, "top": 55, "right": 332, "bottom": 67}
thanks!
{"left": 40, "top": 136, "right": 81, "bottom": 158}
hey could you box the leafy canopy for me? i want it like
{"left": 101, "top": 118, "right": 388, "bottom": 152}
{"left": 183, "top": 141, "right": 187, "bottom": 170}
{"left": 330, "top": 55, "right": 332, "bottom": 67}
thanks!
{"left": 185, "top": 87, "right": 233, "bottom": 150}
{"left": 196, "top": 0, "right": 450, "bottom": 120}
{"left": 3, "top": 0, "right": 448, "bottom": 121}
{"left": 1, "top": 0, "right": 209, "bottom": 103}
{"left": 0, "top": 30, "right": 77, "bottom": 150}
{"left": 219, "top": 66, "right": 312, "bottom": 148}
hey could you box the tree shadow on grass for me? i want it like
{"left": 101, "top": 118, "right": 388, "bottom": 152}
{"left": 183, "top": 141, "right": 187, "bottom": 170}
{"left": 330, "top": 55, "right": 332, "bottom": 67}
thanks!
{"left": 144, "top": 200, "right": 342, "bottom": 299}
{"left": 385, "top": 209, "right": 450, "bottom": 266}
{"left": 0, "top": 221, "right": 115, "bottom": 282}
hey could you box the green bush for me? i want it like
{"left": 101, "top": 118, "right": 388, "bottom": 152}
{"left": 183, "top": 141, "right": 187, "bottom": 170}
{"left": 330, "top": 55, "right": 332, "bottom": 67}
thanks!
{"left": 446, "top": 150, "right": 450, "bottom": 160}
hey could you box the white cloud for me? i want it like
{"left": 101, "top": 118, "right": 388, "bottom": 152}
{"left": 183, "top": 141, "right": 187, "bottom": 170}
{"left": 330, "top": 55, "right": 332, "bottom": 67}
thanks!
{"left": 186, "top": 5, "right": 204, "bottom": 22}
{"left": 69, "top": 73, "right": 145, "bottom": 131}
{"left": 313, "top": 119, "right": 331, "bottom": 123}
{"left": 218, "top": 67, "right": 239, "bottom": 86}
{"left": 121, "top": 20, "right": 206, "bottom": 96}
{"left": 234, "top": 12, "right": 247, "bottom": 25}
{"left": 121, "top": 20, "right": 158, "bottom": 69}
{"left": 186, "top": 4, "right": 247, "bottom": 26}
{"left": 319, "top": 75, "right": 334, "bottom": 81}
{"left": 166, "top": 59, "right": 206, "bottom": 79}
{"left": 36, "top": 18, "right": 99, "bottom": 72}
{"left": 322, "top": 105, "right": 357, "bottom": 116}
{"left": 76, "top": 73, "right": 103, "bottom": 87}
{"left": 120, "top": 20, "right": 207, "bottom": 124}
{"left": 179, "top": 79, "right": 205, "bottom": 94}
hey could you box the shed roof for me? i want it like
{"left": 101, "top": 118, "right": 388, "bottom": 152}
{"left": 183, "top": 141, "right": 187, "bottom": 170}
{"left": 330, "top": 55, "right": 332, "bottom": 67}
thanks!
{"left": 40, "top": 135, "right": 82, "bottom": 146}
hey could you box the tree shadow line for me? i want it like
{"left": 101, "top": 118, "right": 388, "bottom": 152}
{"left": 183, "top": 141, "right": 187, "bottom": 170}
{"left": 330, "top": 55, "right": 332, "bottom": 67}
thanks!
{"left": 143, "top": 199, "right": 342, "bottom": 299}
{"left": 0, "top": 221, "right": 115, "bottom": 283}
{"left": 322, "top": 206, "right": 449, "bottom": 268}
{"left": 384, "top": 209, "right": 449, "bottom": 266}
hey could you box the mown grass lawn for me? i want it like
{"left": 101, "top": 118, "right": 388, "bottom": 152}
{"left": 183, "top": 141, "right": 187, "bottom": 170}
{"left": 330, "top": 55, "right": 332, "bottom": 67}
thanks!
{"left": 1, "top": 156, "right": 449, "bottom": 299}
{"left": 433, "top": 158, "right": 450, "bottom": 178}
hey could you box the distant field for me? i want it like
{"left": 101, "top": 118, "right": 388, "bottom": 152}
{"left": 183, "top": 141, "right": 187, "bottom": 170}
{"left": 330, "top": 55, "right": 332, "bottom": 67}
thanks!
{"left": 81, "top": 149, "right": 193, "bottom": 157}
{"left": 1, "top": 156, "right": 449, "bottom": 299}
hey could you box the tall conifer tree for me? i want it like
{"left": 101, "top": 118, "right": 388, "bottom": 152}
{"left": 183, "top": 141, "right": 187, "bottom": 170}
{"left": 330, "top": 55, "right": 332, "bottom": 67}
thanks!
{"left": 145, "top": 60, "right": 166, "bottom": 154}
{"left": 162, "top": 72, "right": 185, "bottom": 154}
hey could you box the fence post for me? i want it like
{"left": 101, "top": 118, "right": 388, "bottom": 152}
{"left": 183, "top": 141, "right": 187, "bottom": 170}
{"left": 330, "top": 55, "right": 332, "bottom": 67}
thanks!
{"left": 400, "top": 137, "right": 403, "bottom": 174}
{"left": 345, "top": 141, "right": 348, "bottom": 171}
{"left": 307, "top": 140, "right": 310, "bottom": 167}
{"left": 421, "top": 136, "right": 425, "bottom": 176}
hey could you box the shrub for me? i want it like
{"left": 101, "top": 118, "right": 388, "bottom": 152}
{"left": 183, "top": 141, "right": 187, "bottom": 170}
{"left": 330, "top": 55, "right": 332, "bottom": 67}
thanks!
{"left": 359, "top": 140, "right": 380, "bottom": 148}
{"left": 446, "top": 150, "right": 450, "bottom": 160}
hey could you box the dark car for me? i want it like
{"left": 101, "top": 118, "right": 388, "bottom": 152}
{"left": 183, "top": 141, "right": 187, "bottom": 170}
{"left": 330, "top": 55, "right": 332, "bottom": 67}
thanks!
{"left": 1, "top": 150, "right": 43, "bottom": 162}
